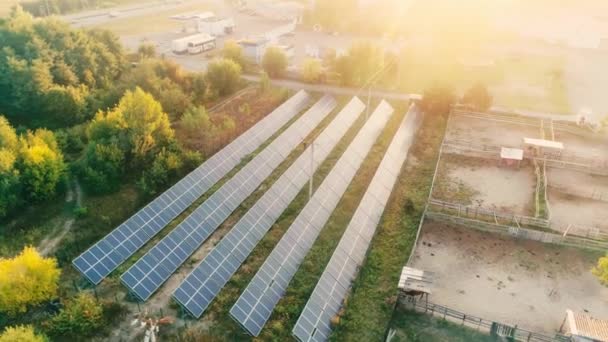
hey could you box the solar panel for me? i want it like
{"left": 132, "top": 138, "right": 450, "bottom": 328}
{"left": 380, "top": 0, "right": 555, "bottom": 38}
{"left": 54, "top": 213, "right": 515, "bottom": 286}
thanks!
{"left": 120, "top": 96, "right": 337, "bottom": 301}
{"left": 292, "top": 105, "right": 422, "bottom": 342}
{"left": 72, "top": 90, "right": 311, "bottom": 285}
{"left": 172, "top": 97, "right": 366, "bottom": 318}
{"left": 229, "top": 101, "right": 394, "bottom": 337}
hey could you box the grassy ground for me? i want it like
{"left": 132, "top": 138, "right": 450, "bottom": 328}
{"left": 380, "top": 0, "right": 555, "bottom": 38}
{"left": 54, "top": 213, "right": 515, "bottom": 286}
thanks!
{"left": 331, "top": 112, "right": 448, "bottom": 341}
{"left": 389, "top": 308, "right": 496, "bottom": 342}
{"left": 167, "top": 98, "right": 376, "bottom": 341}
{"left": 90, "top": 2, "right": 213, "bottom": 36}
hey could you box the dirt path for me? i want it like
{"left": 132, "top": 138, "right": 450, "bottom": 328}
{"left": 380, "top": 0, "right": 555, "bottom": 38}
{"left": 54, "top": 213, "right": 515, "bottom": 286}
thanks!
{"left": 38, "top": 179, "right": 83, "bottom": 256}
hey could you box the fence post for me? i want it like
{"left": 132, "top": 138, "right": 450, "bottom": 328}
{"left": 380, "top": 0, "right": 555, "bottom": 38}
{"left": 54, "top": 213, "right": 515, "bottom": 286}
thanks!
{"left": 462, "top": 314, "right": 466, "bottom": 326}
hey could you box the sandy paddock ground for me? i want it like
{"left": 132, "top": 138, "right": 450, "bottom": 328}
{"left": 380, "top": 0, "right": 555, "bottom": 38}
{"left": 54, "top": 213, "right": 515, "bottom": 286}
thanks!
{"left": 446, "top": 115, "right": 541, "bottom": 148}
{"left": 409, "top": 221, "right": 608, "bottom": 335}
{"left": 437, "top": 156, "right": 536, "bottom": 215}
{"left": 554, "top": 130, "right": 608, "bottom": 161}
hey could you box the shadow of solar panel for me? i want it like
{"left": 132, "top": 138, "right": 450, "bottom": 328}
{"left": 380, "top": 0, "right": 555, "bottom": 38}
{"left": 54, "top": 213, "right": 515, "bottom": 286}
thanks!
{"left": 120, "top": 96, "right": 337, "bottom": 301}
{"left": 72, "top": 91, "right": 311, "bottom": 285}
{"left": 172, "top": 97, "right": 366, "bottom": 318}
{"left": 292, "top": 106, "right": 423, "bottom": 342}
{"left": 230, "top": 101, "right": 394, "bottom": 337}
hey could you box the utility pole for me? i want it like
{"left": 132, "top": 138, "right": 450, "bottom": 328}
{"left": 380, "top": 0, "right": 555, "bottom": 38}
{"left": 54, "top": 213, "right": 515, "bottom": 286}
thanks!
{"left": 309, "top": 142, "right": 314, "bottom": 200}
{"left": 366, "top": 86, "right": 372, "bottom": 120}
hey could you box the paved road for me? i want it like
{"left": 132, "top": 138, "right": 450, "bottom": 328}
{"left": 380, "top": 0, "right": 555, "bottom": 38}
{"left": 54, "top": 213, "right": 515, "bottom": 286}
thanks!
{"left": 242, "top": 74, "right": 420, "bottom": 101}
{"left": 244, "top": 75, "right": 579, "bottom": 122}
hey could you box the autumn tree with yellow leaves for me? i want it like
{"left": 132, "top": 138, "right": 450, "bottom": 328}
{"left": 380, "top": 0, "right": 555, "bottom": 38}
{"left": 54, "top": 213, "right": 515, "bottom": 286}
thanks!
{"left": 0, "top": 325, "right": 47, "bottom": 342}
{"left": 593, "top": 254, "right": 608, "bottom": 286}
{"left": 0, "top": 247, "right": 61, "bottom": 314}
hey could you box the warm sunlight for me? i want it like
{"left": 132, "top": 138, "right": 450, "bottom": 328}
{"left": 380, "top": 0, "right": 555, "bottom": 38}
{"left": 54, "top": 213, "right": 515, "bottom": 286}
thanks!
{"left": 0, "top": 0, "right": 607, "bottom": 341}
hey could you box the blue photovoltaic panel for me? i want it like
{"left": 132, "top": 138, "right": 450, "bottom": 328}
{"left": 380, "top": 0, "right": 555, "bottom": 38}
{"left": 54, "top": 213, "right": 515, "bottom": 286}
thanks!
{"left": 292, "top": 105, "right": 422, "bottom": 342}
{"left": 229, "top": 101, "right": 394, "bottom": 337}
{"left": 120, "top": 96, "right": 337, "bottom": 301}
{"left": 173, "top": 97, "right": 365, "bottom": 318}
{"left": 72, "top": 91, "right": 310, "bottom": 285}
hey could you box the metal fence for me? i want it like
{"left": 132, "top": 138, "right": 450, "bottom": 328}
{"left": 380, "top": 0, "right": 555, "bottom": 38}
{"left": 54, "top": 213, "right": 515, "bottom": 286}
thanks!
{"left": 548, "top": 184, "right": 608, "bottom": 203}
{"left": 428, "top": 198, "right": 550, "bottom": 229}
{"left": 398, "top": 298, "right": 570, "bottom": 342}
{"left": 425, "top": 211, "right": 608, "bottom": 251}
{"left": 442, "top": 139, "right": 608, "bottom": 176}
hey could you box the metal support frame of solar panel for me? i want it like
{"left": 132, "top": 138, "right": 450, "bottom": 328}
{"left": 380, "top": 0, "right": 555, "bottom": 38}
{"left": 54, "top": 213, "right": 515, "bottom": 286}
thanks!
{"left": 173, "top": 97, "right": 366, "bottom": 318}
{"left": 72, "top": 90, "right": 311, "bottom": 285}
{"left": 293, "top": 105, "right": 422, "bottom": 342}
{"left": 229, "top": 100, "right": 394, "bottom": 337}
{"left": 120, "top": 95, "right": 337, "bottom": 301}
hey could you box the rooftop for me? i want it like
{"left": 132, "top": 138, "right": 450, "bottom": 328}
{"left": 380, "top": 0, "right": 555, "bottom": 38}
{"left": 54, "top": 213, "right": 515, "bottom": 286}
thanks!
{"left": 564, "top": 309, "right": 608, "bottom": 341}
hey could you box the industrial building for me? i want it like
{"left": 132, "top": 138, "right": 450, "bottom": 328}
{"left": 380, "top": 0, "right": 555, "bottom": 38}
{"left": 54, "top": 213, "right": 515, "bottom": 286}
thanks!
{"left": 197, "top": 17, "right": 236, "bottom": 36}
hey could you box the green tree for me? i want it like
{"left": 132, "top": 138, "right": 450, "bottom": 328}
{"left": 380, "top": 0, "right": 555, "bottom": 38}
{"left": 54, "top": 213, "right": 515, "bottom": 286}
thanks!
{"left": 205, "top": 58, "right": 242, "bottom": 97}
{"left": 46, "top": 293, "right": 104, "bottom": 339}
{"left": 259, "top": 71, "right": 271, "bottom": 93}
{"left": 17, "top": 129, "right": 65, "bottom": 201}
{"left": 301, "top": 58, "right": 323, "bottom": 83}
{"left": 332, "top": 42, "right": 384, "bottom": 86}
{"left": 262, "top": 46, "right": 288, "bottom": 78}
{"left": 78, "top": 142, "right": 125, "bottom": 194}
{"left": 593, "top": 254, "right": 608, "bottom": 286}
{"left": 180, "top": 106, "right": 211, "bottom": 137}
{"left": 138, "top": 43, "right": 156, "bottom": 59}
{"left": 462, "top": 82, "right": 493, "bottom": 111}
{"left": 0, "top": 325, "right": 47, "bottom": 342}
{"left": 138, "top": 148, "right": 183, "bottom": 195}
{"left": 0, "top": 247, "right": 61, "bottom": 314}
{"left": 222, "top": 40, "right": 245, "bottom": 67}
{"left": 420, "top": 84, "right": 456, "bottom": 117}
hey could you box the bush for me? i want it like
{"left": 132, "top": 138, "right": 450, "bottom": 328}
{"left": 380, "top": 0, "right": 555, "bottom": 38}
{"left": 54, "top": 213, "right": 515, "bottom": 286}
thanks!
{"left": 262, "top": 46, "right": 288, "bottom": 78}
{"left": 46, "top": 293, "right": 103, "bottom": 339}
{"left": 301, "top": 58, "right": 323, "bottom": 83}
{"left": 0, "top": 325, "right": 47, "bottom": 342}
{"left": 205, "top": 59, "right": 242, "bottom": 97}
{"left": 0, "top": 247, "right": 60, "bottom": 315}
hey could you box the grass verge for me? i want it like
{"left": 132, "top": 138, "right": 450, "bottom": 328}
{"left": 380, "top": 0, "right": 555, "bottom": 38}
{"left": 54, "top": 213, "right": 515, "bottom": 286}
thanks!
{"left": 330, "top": 112, "right": 448, "bottom": 341}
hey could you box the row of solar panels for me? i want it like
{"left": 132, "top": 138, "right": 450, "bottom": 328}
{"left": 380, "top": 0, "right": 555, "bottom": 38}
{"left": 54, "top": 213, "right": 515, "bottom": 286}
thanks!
{"left": 173, "top": 96, "right": 367, "bottom": 318}
{"left": 229, "top": 100, "right": 395, "bottom": 336}
{"left": 73, "top": 90, "right": 311, "bottom": 284}
{"left": 121, "top": 95, "right": 338, "bottom": 301}
{"left": 293, "top": 105, "right": 422, "bottom": 342}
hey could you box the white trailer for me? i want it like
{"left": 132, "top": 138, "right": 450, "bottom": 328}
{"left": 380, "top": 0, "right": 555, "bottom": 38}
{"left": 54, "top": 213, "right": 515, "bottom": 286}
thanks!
{"left": 172, "top": 33, "right": 216, "bottom": 54}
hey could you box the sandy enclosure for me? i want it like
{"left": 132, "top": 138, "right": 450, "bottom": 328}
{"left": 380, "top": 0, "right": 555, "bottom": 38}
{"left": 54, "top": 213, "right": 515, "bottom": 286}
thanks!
{"left": 410, "top": 221, "right": 608, "bottom": 335}
{"left": 446, "top": 115, "right": 541, "bottom": 148}
{"left": 437, "top": 156, "right": 536, "bottom": 215}
{"left": 547, "top": 189, "right": 608, "bottom": 233}
{"left": 554, "top": 130, "right": 608, "bottom": 161}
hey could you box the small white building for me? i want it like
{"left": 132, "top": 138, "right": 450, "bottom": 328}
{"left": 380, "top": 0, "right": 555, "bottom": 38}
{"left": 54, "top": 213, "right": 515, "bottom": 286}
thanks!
{"left": 197, "top": 17, "right": 235, "bottom": 36}
{"left": 239, "top": 38, "right": 270, "bottom": 64}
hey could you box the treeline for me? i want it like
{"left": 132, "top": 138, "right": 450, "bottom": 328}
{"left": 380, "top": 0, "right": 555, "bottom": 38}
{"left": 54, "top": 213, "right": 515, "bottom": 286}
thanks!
{"left": 0, "top": 8, "right": 248, "bottom": 219}
{"left": 20, "top": 0, "right": 131, "bottom": 16}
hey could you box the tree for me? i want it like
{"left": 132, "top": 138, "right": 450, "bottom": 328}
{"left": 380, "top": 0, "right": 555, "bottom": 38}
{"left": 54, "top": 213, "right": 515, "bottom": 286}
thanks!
{"left": 17, "top": 129, "right": 66, "bottom": 201}
{"left": 46, "top": 293, "right": 104, "bottom": 339}
{"left": 0, "top": 116, "right": 18, "bottom": 150}
{"left": 420, "top": 84, "right": 456, "bottom": 117}
{"left": 0, "top": 325, "right": 47, "bottom": 342}
{"left": 0, "top": 246, "right": 60, "bottom": 314}
{"left": 222, "top": 40, "right": 245, "bottom": 67}
{"left": 332, "top": 41, "right": 384, "bottom": 86}
{"left": 138, "top": 43, "right": 156, "bottom": 59}
{"left": 301, "top": 58, "right": 323, "bottom": 83}
{"left": 462, "top": 82, "right": 493, "bottom": 111}
{"left": 205, "top": 58, "right": 242, "bottom": 97}
{"left": 259, "top": 71, "right": 271, "bottom": 93}
{"left": 138, "top": 149, "right": 183, "bottom": 195}
{"left": 262, "top": 47, "right": 288, "bottom": 78}
{"left": 78, "top": 142, "right": 125, "bottom": 194}
{"left": 180, "top": 106, "right": 211, "bottom": 137}
{"left": 593, "top": 254, "right": 608, "bottom": 286}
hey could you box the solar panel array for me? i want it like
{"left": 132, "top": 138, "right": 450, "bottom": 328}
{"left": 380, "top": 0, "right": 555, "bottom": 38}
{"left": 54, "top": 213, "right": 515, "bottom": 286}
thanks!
{"left": 293, "top": 105, "right": 422, "bottom": 342}
{"left": 173, "top": 97, "right": 366, "bottom": 318}
{"left": 72, "top": 90, "right": 311, "bottom": 285}
{"left": 230, "top": 101, "right": 394, "bottom": 337}
{"left": 121, "top": 95, "right": 337, "bottom": 301}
